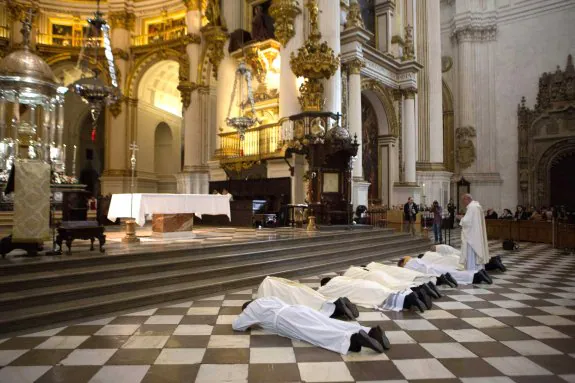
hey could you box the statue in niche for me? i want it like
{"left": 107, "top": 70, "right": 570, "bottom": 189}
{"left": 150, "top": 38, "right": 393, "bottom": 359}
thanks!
{"left": 205, "top": 0, "right": 225, "bottom": 27}
{"left": 519, "top": 168, "right": 529, "bottom": 191}
{"left": 251, "top": 5, "right": 275, "bottom": 41}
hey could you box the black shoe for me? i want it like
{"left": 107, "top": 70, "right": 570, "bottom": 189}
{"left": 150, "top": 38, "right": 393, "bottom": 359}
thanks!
{"left": 334, "top": 298, "right": 355, "bottom": 320}
{"left": 349, "top": 330, "right": 384, "bottom": 353}
{"left": 427, "top": 282, "right": 443, "bottom": 298}
{"left": 416, "top": 288, "right": 433, "bottom": 310}
{"left": 445, "top": 273, "right": 458, "bottom": 287}
{"left": 404, "top": 292, "right": 426, "bottom": 313}
{"left": 342, "top": 297, "right": 359, "bottom": 318}
{"left": 421, "top": 283, "right": 439, "bottom": 299}
{"left": 473, "top": 272, "right": 484, "bottom": 284}
{"left": 369, "top": 325, "right": 391, "bottom": 350}
{"left": 436, "top": 274, "right": 448, "bottom": 286}
{"left": 495, "top": 258, "right": 507, "bottom": 272}
{"left": 480, "top": 270, "right": 493, "bottom": 284}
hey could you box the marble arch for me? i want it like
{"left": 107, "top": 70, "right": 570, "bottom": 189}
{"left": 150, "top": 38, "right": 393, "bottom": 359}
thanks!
{"left": 535, "top": 137, "right": 575, "bottom": 207}
{"left": 360, "top": 79, "right": 398, "bottom": 137}
{"left": 126, "top": 48, "right": 189, "bottom": 100}
{"left": 46, "top": 54, "right": 114, "bottom": 86}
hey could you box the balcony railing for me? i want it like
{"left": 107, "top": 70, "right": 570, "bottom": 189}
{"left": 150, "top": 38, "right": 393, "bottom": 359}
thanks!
{"left": 0, "top": 25, "right": 9, "bottom": 39}
{"left": 131, "top": 25, "right": 187, "bottom": 47}
{"left": 217, "top": 122, "right": 285, "bottom": 161}
{"left": 36, "top": 32, "right": 102, "bottom": 47}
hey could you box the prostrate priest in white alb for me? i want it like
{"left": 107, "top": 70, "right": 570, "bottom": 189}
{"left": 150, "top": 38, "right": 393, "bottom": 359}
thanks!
{"left": 255, "top": 276, "right": 359, "bottom": 320}
{"left": 317, "top": 275, "right": 427, "bottom": 313}
{"left": 458, "top": 194, "right": 490, "bottom": 271}
{"left": 232, "top": 297, "right": 390, "bottom": 354}
{"left": 366, "top": 261, "right": 437, "bottom": 285}
{"left": 433, "top": 244, "right": 506, "bottom": 272}
{"left": 340, "top": 266, "right": 441, "bottom": 310}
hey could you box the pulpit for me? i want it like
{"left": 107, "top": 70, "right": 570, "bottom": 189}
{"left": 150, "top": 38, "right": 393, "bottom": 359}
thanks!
{"left": 286, "top": 112, "right": 359, "bottom": 227}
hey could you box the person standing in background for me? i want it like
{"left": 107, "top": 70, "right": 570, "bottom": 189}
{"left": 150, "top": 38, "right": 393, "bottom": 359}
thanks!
{"left": 431, "top": 200, "right": 443, "bottom": 244}
{"left": 404, "top": 197, "right": 418, "bottom": 236}
{"left": 447, "top": 199, "right": 456, "bottom": 228}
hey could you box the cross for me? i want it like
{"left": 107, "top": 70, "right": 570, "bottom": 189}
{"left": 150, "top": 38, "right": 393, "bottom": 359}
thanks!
{"left": 129, "top": 141, "right": 139, "bottom": 162}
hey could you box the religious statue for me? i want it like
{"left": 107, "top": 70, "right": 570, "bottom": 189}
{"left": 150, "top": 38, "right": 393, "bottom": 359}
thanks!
{"left": 519, "top": 168, "right": 529, "bottom": 191}
{"left": 251, "top": 5, "right": 275, "bottom": 41}
{"left": 402, "top": 25, "right": 414, "bottom": 61}
{"left": 205, "top": 0, "right": 225, "bottom": 27}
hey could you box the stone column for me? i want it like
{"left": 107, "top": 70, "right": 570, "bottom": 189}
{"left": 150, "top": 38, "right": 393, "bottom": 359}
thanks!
{"left": 403, "top": 89, "right": 417, "bottom": 184}
{"left": 347, "top": 58, "right": 370, "bottom": 208}
{"left": 100, "top": 10, "right": 134, "bottom": 194}
{"left": 274, "top": 4, "right": 305, "bottom": 204}
{"left": 318, "top": 0, "right": 341, "bottom": 114}
{"left": 426, "top": 1, "right": 443, "bottom": 163}
{"left": 177, "top": 2, "right": 208, "bottom": 194}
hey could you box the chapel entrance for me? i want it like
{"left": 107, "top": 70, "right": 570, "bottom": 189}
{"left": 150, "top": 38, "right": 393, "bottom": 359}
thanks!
{"left": 550, "top": 152, "right": 575, "bottom": 207}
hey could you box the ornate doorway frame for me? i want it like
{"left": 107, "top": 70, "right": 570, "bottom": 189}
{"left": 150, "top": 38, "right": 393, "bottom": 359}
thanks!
{"left": 517, "top": 55, "right": 575, "bottom": 207}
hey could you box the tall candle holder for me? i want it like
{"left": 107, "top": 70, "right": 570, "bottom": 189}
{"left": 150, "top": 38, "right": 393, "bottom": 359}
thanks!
{"left": 122, "top": 141, "right": 140, "bottom": 243}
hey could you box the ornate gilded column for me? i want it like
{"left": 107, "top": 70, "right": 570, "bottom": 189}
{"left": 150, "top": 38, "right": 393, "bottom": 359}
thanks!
{"left": 403, "top": 88, "right": 417, "bottom": 184}
{"left": 100, "top": 9, "right": 134, "bottom": 194}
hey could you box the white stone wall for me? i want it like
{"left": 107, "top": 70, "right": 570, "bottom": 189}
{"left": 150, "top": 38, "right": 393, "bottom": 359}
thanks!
{"left": 441, "top": 0, "right": 575, "bottom": 212}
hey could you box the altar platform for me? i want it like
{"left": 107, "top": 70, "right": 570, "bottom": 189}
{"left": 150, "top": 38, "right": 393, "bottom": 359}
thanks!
{"left": 0, "top": 225, "right": 431, "bottom": 335}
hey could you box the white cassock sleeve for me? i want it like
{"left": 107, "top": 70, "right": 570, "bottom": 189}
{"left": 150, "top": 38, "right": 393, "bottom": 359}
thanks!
{"left": 232, "top": 308, "right": 261, "bottom": 331}
{"left": 256, "top": 276, "right": 335, "bottom": 316}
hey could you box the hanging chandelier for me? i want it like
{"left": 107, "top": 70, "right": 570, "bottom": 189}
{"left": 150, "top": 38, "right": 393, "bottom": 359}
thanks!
{"left": 225, "top": 62, "right": 258, "bottom": 140}
{"left": 70, "top": 0, "right": 120, "bottom": 141}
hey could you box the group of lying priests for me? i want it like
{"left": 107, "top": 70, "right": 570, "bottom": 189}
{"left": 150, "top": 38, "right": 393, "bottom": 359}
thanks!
{"left": 232, "top": 244, "right": 507, "bottom": 355}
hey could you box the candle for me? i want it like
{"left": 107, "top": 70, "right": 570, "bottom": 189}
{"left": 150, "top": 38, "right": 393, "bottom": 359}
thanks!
{"left": 73, "top": 144, "right": 77, "bottom": 163}
{"left": 57, "top": 103, "right": 64, "bottom": 147}
{"left": 50, "top": 106, "right": 56, "bottom": 144}
{"left": 62, "top": 144, "right": 66, "bottom": 169}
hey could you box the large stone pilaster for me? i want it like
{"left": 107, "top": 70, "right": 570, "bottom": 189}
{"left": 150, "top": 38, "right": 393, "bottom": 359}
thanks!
{"left": 403, "top": 89, "right": 417, "bottom": 184}
{"left": 318, "top": 0, "right": 342, "bottom": 114}
{"left": 426, "top": 1, "right": 443, "bottom": 164}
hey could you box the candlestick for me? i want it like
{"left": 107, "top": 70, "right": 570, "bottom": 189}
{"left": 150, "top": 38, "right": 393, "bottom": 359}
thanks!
{"left": 72, "top": 144, "right": 77, "bottom": 176}
{"left": 62, "top": 143, "right": 67, "bottom": 172}
{"left": 0, "top": 97, "right": 5, "bottom": 141}
{"left": 57, "top": 102, "right": 64, "bottom": 147}
{"left": 50, "top": 105, "right": 56, "bottom": 144}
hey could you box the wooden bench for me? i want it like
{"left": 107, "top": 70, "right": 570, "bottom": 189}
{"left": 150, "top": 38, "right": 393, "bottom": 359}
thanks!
{"left": 56, "top": 221, "right": 106, "bottom": 255}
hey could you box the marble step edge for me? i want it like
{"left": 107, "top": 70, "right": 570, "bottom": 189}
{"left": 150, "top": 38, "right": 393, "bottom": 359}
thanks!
{"left": 0, "top": 241, "right": 431, "bottom": 335}
{"left": 0, "top": 231, "right": 402, "bottom": 286}
{"left": 0, "top": 236, "right": 425, "bottom": 309}
{"left": 0, "top": 229, "right": 396, "bottom": 275}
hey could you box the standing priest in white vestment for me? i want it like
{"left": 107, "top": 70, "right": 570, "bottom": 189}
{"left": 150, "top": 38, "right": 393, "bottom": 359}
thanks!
{"left": 458, "top": 194, "right": 490, "bottom": 272}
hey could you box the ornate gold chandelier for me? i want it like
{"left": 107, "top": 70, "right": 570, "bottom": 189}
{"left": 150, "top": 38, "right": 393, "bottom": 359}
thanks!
{"left": 289, "top": 0, "right": 340, "bottom": 112}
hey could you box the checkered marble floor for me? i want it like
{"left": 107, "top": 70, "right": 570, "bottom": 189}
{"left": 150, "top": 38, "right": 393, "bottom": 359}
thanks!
{"left": 1, "top": 241, "right": 575, "bottom": 382}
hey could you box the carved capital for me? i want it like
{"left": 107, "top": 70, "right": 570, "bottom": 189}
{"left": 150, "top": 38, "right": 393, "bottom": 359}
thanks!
{"left": 345, "top": 1, "right": 365, "bottom": 30}
{"left": 346, "top": 58, "right": 365, "bottom": 75}
{"left": 112, "top": 48, "right": 130, "bottom": 61}
{"left": 200, "top": 25, "right": 228, "bottom": 80}
{"left": 109, "top": 96, "right": 125, "bottom": 118}
{"left": 183, "top": 0, "right": 200, "bottom": 11}
{"left": 402, "top": 88, "right": 416, "bottom": 99}
{"left": 183, "top": 33, "right": 202, "bottom": 45}
{"left": 177, "top": 82, "right": 196, "bottom": 109}
{"left": 109, "top": 11, "right": 136, "bottom": 31}
{"left": 452, "top": 25, "right": 497, "bottom": 43}
{"left": 269, "top": 0, "right": 302, "bottom": 47}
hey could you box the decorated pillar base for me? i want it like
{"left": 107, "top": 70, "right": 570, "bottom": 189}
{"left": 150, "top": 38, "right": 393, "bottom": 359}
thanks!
{"left": 351, "top": 179, "right": 370, "bottom": 212}
{"left": 307, "top": 215, "right": 317, "bottom": 231}
{"left": 392, "top": 182, "right": 422, "bottom": 206}
{"left": 176, "top": 169, "right": 209, "bottom": 194}
{"left": 122, "top": 219, "right": 140, "bottom": 243}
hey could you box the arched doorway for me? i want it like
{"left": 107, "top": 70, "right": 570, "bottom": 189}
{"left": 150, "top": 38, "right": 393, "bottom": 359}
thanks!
{"left": 154, "top": 122, "right": 174, "bottom": 175}
{"left": 550, "top": 152, "right": 575, "bottom": 207}
{"left": 361, "top": 94, "right": 379, "bottom": 202}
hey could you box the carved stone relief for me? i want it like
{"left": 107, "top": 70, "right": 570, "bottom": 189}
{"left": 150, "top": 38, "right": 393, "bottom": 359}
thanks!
{"left": 455, "top": 126, "right": 476, "bottom": 170}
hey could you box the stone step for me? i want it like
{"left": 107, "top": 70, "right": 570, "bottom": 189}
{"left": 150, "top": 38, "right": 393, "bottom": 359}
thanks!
{"left": 0, "top": 228, "right": 392, "bottom": 276}
{"left": 0, "top": 231, "right": 401, "bottom": 292}
{"left": 0, "top": 235, "right": 415, "bottom": 309}
{"left": 0, "top": 238, "right": 430, "bottom": 335}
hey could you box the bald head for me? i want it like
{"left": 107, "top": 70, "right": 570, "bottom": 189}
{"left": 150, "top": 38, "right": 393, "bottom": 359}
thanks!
{"left": 462, "top": 194, "right": 473, "bottom": 207}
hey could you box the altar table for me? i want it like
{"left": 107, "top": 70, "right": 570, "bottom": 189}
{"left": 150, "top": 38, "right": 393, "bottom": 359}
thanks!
{"left": 107, "top": 194, "right": 231, "bottom": 237}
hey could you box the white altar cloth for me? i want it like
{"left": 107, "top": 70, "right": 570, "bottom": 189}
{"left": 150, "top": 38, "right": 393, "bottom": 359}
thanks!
{"left": 107, "top": 193, "right": 231, "bottom": 227}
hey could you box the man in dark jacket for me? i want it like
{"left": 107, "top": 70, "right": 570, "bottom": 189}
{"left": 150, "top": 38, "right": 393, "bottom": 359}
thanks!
{"left": 404, "top": 197, "right": 418, "bottom": 236}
